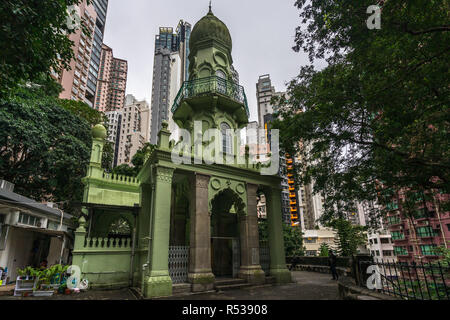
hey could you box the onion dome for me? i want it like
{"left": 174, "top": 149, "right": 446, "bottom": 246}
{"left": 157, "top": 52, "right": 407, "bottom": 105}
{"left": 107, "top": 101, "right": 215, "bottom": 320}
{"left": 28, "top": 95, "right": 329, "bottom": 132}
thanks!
{"left": 189, "top": 7, "right": 232, "bottom": 53}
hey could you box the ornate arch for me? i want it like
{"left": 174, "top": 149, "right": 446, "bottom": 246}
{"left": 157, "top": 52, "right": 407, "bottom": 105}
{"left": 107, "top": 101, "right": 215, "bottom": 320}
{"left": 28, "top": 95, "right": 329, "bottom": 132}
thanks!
{"left": 208, "top": 177, "right": 247, "bottom": 216}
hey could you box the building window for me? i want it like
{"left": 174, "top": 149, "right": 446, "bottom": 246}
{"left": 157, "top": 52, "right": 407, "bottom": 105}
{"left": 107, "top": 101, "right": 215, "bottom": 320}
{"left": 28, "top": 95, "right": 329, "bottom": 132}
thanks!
{"left": 18, "top": 213, "right": 40, "bottom": 227}
{"left": 421, "top": 245, "right": 437, "bottom": 256}
{"left": 221, "top": 122, "right": 232, "bottom": 155}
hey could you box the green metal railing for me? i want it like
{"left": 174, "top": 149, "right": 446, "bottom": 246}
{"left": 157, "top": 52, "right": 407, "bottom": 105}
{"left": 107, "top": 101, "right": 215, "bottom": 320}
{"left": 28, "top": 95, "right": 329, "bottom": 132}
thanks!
{"left": 171, "top": 76, "right": 250, "bottom": 117}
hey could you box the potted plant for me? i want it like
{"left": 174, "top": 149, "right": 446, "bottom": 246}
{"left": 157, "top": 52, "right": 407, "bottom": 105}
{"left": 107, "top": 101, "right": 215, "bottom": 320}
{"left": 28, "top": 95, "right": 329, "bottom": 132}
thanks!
{"left": 14, "top": 267, "right": 37, "bottom": 297}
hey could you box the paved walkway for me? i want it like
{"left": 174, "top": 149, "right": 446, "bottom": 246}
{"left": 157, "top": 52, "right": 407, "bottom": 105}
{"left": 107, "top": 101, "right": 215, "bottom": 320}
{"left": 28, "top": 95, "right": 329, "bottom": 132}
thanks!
{"left": 0, "top": 272, "right": 340, "bottom": 300}
{"left": 161, "top": 271, "right": 340, "bottom": 300}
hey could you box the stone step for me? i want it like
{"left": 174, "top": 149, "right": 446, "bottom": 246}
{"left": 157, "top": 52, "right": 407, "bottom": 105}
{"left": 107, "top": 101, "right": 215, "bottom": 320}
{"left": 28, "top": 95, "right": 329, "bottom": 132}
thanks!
{"left": 265, "top": 276, "right": 276, "bottom": 284}
{"left": 172, "top": 283, "right": 191, "bottom": 295}
{"left": 214, "top": 278, "right": 246, "bottom": 286}
{"left": 215, "top": 283, "right": 253, "bottom": 291}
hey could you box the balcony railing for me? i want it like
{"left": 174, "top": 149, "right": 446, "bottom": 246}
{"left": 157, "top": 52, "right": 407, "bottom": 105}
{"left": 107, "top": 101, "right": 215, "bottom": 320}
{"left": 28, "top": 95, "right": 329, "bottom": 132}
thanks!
{"left": 171, "top": 76, "right": 250, "bottom": 117}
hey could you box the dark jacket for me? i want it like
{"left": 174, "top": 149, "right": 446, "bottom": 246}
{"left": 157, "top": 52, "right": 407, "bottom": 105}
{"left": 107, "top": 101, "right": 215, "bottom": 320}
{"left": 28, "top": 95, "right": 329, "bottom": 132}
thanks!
{"left": 328, "top": 254, "right": 337, "bottom": 267}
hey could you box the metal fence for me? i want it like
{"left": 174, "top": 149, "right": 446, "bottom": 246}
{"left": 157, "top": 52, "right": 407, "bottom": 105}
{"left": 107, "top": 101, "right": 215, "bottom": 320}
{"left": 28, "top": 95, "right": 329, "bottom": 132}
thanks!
{"left": 168, "top": 246, "right": 189, "bottom": 284}
{"left": 171, "top": 76, "right": 250, "bottom": 117}
{"left": 360, "top": 260, "right": 450, "bottom": 300}
{"left": 259, "top": 241, "right": 270, "bottom": 275}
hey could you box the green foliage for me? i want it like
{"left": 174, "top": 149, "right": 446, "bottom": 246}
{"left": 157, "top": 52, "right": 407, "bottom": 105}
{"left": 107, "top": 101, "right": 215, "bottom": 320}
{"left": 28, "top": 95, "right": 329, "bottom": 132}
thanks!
{"left": 17, "top": 265, "right": 69, "bottom": 290}
{"left": 0, "top": 84, "right": 91, "bottom": 213}
{"left": 273, "top": 1, "right": 450, "bottom": 225}
{"left": 319, "top": 243, "right": 330, "bottom": 257}
{"left": 283, "top": 224, "right": 305, "bottom": 257}
{"left": 102, "top": 141, "right": 114, "bottom": 173}
{"left": 58, "top": 99, "right": 105, "bottom": 127}
{"left": 433, "top": 246, "right": 450, "bottom": 268}
{"left": 109, "top": 218, "right": 131, "bottom": 236}
{"left": 112, "top": 143, "right": 156, "bottom": 176}
{"left": 0, "top": 0, "right": 87, "bottom": 95}
{"left": 259, "top": 219, "right": 305, "bottom": 257}
{"left": 328, "top": 219, "right": 367, "bottom": 257}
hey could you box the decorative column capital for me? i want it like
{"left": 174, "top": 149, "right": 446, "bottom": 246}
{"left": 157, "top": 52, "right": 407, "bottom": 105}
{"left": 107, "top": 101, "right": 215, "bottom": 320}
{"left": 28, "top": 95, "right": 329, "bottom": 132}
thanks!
{"left": 155, "top": 166, "right": 174, "bottom": 184}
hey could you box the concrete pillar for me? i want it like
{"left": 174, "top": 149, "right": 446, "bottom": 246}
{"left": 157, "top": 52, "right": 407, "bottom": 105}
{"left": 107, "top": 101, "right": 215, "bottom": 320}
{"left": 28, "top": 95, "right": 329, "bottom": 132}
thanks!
{"left": 144, "top": 166, "right": 174, "bottom": 298}
{"left": 238, "top": 183, "right": 265, "bottom": 284}
{"left": 265, "top": 186, "right": 292, "bottom": 284}
{"left": 188, "top": 173, "right": 215, "bottom": 291}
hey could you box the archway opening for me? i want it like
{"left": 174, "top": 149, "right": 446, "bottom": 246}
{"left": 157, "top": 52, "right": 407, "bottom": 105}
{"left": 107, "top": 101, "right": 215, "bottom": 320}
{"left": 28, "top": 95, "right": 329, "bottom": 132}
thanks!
{"left": 210, "top": 188, "right": 244, "bottom": 278}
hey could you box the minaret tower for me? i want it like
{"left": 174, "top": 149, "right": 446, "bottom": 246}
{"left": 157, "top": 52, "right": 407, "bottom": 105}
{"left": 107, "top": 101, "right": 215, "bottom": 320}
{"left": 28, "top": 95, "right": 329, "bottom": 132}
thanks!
{"left": 171, "top": 6, "right": 249, "bottom": 138}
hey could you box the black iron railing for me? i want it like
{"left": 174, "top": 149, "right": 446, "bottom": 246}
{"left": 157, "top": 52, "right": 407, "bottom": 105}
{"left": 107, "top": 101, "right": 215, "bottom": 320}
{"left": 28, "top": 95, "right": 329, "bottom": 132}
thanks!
{"left": 360, "top": 260, "right": 450, "bottom": 300}
{"left": 171, "top": 76, "right": 250, "bottom": 117}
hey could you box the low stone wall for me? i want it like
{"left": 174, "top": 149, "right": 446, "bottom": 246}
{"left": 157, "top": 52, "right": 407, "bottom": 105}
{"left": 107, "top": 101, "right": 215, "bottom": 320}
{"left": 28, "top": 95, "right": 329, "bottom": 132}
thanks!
{"left": 286, "top": 256, "right": 350, "bottom": 268}
{"left": 289, "top": 264, "right": 351, "bottom": 277}
{"left": 72, "top": 237, "right": 134, "bottom": 289}
{"left": 338, "top": 276, "right": 399, "bottom": 300}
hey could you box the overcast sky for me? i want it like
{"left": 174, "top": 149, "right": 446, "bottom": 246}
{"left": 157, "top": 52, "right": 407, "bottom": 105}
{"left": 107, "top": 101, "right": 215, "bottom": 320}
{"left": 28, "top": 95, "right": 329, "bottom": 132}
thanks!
{"left": 103, "top": 0, "right": 322, "bottom": 122}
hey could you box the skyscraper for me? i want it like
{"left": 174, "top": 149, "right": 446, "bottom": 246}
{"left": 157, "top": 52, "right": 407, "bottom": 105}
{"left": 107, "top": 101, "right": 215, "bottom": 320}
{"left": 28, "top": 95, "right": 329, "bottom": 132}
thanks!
{"left": 86, "top": 0, "right": 109, "bottom": 106}
{"left": 56, "top": 0, "right": 109, "bottom": 108}
{"left": 57, "top": 1, "right": 97, "bottom": 105}
{"left": 117, "top": 95, "right": 151, "bottom": 166}
{"left": 105, "top": 110, "right": 122, "bottom": 167}
{"left": 150, "top": 21, "right": 192, "bottom": 145}
{"left": 256, "top": 74, "right": 300, "bottom": 226}
{"left": 95, "top": 44, "right": 128, "bottom": 112}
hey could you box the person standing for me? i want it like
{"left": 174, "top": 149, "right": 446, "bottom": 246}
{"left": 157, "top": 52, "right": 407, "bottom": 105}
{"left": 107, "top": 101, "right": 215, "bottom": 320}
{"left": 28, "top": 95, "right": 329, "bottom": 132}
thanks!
{"left": 328, "top": 250, "right": 339, "bottom": 280}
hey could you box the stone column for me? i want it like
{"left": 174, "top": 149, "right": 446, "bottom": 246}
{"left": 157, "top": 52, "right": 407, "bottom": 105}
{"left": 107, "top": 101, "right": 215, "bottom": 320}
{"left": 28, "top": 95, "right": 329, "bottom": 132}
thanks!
{"left": 238, "top": 183, "right": 265, "bottom": 284}
{"left": 188, "top": 173, "right": 215, "bottom": 291}
{"left": 144, "top": 166, "right": 174, "bottom": 298}
{"left": 265, "top": 186, "right": 292, "bottom": 284}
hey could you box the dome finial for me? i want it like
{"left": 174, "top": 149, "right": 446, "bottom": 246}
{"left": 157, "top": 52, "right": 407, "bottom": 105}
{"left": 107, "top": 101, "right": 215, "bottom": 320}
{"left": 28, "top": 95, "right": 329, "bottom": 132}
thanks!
{"left": 208, "top": 0, "right": 212, "bottom": 14}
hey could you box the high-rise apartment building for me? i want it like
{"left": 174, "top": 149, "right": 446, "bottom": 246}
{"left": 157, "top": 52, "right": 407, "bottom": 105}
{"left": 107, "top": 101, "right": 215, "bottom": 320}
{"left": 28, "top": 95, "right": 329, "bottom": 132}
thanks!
{"left": 95, "top": 44, "right": 128, "bottom": 112}
{"left": 256, "top": 74, "right": 284, "bottom": 129}
{"left": 117, "top": 95, "right": 150, "bottom": 166}
{"left": 256, "top": 74, "right": 300, "bottom": 226}
{"left": 87, "top": 0, "right": 109, "bottom": 105}
{"left": 105, "top": 110, "right": 122, "bottom": 167}
{"left": 56, "top": 1, "right": 98, "bottom": 106}
{"left": 55, "top": 0, "right": 109, "bottom": 107}
{"left": 150, "top": 21, "right": 192, "bottom": 145}
{"left": 383, "top": 189, "right": 449, "bottom": 264}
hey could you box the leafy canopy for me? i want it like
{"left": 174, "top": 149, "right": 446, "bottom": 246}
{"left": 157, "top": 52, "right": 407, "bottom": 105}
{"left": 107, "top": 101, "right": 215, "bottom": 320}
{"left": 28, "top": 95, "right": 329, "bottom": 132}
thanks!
{"left": 0, "top": 81, "right": 93, "bottom": 213}
{"left": 273, "top": 0, "right": 450, "bottom": 225}
{"left": 0, "top": 0, "right": 87, "bottom": 95}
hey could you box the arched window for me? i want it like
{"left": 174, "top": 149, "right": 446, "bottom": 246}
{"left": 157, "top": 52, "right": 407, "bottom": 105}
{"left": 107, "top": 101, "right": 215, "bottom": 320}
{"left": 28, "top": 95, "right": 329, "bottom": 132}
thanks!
{"left": 216, "top": 70, "right": 226, "bottom": 79}
{"left": 221, "top": 122, "right": 232, "bottom": 155}
{"left": 216, "top": 70, "right": 227, "bottom": 94}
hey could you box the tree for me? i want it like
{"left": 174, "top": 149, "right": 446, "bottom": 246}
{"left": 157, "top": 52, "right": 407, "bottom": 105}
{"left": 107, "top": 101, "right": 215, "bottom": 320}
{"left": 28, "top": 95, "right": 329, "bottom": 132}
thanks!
{"left": 319, "top": 243, "right": 330, "bottom": 257}
{"left": 273, "top": 1, "right": 450, "bottom": 225}
{"left": 329, "top": 219, "right": 367, "bottom": 257}
{"left": 283, "top": 224, "right": 305, "bottom": 257}
{"left": 58, "top": 99, "right": 106, "bottom": 127}
{"left": 112, "top": 143, "right": 156, "bottom": 176}
{"left": 258, "top": 219, "right": 305, "bottom": 257}
{"left": 0, "top": 0, "right": 86, "bottom": 95}
{"left": 0, "top": 85, "right": 91, "bottom": 213}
